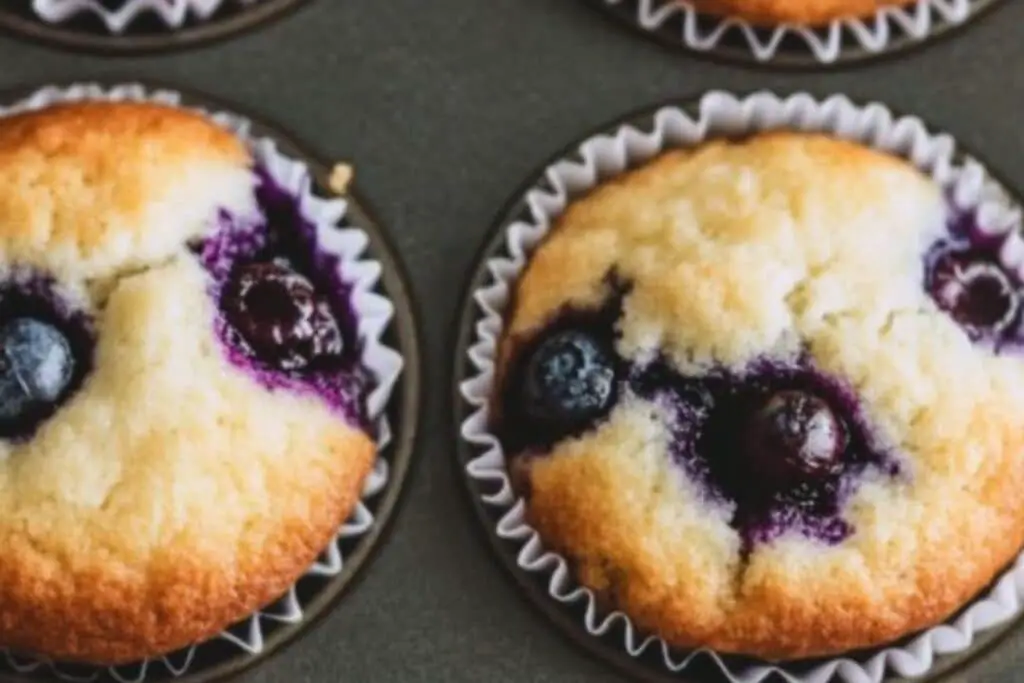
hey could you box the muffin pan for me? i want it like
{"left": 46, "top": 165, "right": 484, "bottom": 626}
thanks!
{"left": 0, "top": 0, "right": 307, "bottom": 54}
{"left": 0, "top": 81, "right": 422, "bottom": 683}
{"left": 0, "top": 2, "right": 1024, "bottom": 682}
{"left": 452, "top": 93, "right": 1024, "bottom": 683}
{"left": 587, "top": 0, "right": 1008, "bottom": 67}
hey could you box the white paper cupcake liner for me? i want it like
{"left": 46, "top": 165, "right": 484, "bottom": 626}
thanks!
{"left": 0, "top": 82, "right": 405, "bottom": 683}
{"left": 600, "top": 0, "right": 983, "bottom": 64}
{"left": 459, "top": 90, "right": 1024, "bottom": 683}
{"left": 30, "top": 0, "right": 260, "bottom": 33}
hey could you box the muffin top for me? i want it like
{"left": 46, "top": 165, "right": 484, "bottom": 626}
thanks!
{"left": 685, "top": 0, "right": 918, "bottom": 26}
{"left": 493, "top": 132, "right": 1024, "bottom": 659}
{"left": 0, "top": 102, "right": 375, "bottom": 664}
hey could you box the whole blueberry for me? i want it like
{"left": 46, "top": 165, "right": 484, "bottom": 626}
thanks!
{"left": 223, "top": 260, "right": 343, "bottom": 371}
{"left": 0, "top": 318, "right": 75, "bottom": 423}
{"left": 522, "top": 330, "right": 616, "bottom": 424}
{"left": 929, "top": 249, "right": 1020, "bottom": 339}
{"left": 742, "top": 390, "right": 846, "bottom": 490}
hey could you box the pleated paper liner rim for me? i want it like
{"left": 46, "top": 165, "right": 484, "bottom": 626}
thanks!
{"left": 585, "top": 0, "right": 1007, "bottom": 69}
{"left": 0, "top": 0, "right": 310, "bottom": 56}
{"left": 0, "top": 80, "right": 423, "bottom": 683}
{"left": 450, "top": 92, "right": 1024, "bottom": 683}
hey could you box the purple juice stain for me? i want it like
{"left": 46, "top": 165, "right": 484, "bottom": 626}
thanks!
{"left": 496, "top": 290, "right": 900, "bottom": 550}
{"left": 195, "top": 167, "right": 372, "bottom": 433}
{"left": 925, "top": 206, "right": 1024, "bottom": 348}
{"left": 632, "top": 358, "right": 891, "bottom": 550}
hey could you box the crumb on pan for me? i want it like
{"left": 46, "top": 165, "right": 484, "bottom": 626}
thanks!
{"left": 329, "top": 163, "right": 355, "bottom": 195}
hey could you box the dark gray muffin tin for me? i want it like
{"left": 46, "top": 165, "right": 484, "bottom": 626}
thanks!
{"left": 0, "top": 1, "right": 1023, "bottom": 682}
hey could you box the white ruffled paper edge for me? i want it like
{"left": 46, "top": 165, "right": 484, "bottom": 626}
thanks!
{"left": 603, "top": 0, "right": 977, "bottom": 64}
{"left": 0, "top": 82, "right": 405, "bottom": 683}
{"left": 459, "top": 90, "right": 1024, "bottom": 683}
{"left": 30, "top": 0, "right": 260, "bottom": 33}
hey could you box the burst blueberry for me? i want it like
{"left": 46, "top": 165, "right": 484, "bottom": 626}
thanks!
{"left": 522, "top": 330, "right": 616, "bottom": 425}
{"left": 928, "top": 248, "right": 1020, "bottom": 339}
{"left": 223, "top": 260, "right": 343, "bottom": 372}
{"left": 0, "top": 318, "right": 75, "bottom": 423}
{"left": 742, "top": 390, "right": 847, "bottom": 490}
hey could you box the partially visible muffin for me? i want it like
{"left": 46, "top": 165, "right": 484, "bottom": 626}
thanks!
{"left": 29, "top": 0, "right": 252, "bottom": 32}
{"left": 685, "top": 0, "right": 918, "bottom": 26}
{"left": 492, "top": 133, "right": 1024, "bottom": 660}
{"left": 0, "top": 102, "right": 376, "bottom": 664}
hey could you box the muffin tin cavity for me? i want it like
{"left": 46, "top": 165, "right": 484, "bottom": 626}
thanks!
{"left": 926, "top": 209, "right": 1024, "bottom": 347}
{"left": 0, "top": 277, "right": 94, "bottom": 441}
{"left": 497, "top": 288, "right": 899, "bottom": 550}
{"left": 196, "top": 168, "right": 371, "bottom": 431}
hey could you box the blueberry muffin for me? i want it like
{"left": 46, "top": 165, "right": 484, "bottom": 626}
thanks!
{"left": 0, "top": 101, "right": 375, "bottom": 664}
{"left": 492, "top": 132, "right": 1024, "bottom": 660}
{"left": 684, "top": 0, "right": 918, "bottom": 26}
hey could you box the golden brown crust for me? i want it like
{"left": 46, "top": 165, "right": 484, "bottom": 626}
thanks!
{"left": 0, "top": 102, "right": 246, "bottom": 162}
{"left": 684, "top": 0, "right": 918, "bottom": 25}
{"left": 0, "top": 102, "right": 254, "bottom": 280}
{"left": 523, "top": 415, "right": 1024, "bottom": 658}
{"left": 0, "top": 103, "right": 375, "bottom": 664}
{"left": 0, "top": 431, "right": 374, "bottom": 663}
{"left": 497, "top": 132, "right": 1024, "bottom": 659}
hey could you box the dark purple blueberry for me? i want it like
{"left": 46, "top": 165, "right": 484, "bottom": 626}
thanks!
{"left": 223, "top": 260, "right": 343, "bottom": 372}
{"left": 0, "top": 318, "right": 75, "bottom": 423}
{"left": 929, "top": 249, "right": 1020, "bottom": 339}
{"left": 742, "top": 390, "right": 846, "bottom": 490}
{"left": 522, "top": 330, "right": 616, "bottom": 425}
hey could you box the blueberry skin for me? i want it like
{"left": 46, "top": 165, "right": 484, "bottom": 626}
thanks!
{"left": 929, "top": 249, "right": 1020, "bottom": 339}
{"left": 223, "top": 260, "right": 344, "bottom": 372}
{"left": 522, "top": 330, "right": 616, "bottom": 424}
{"left": 742, "top": 390, "right": 846, "bottom": 491}
{"left": 0, "top": 318, "right": 75, "bottom": 423}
